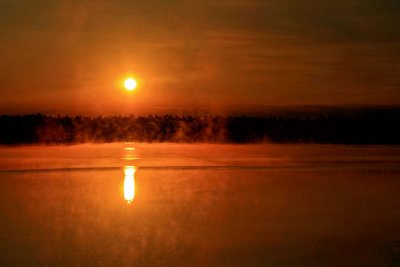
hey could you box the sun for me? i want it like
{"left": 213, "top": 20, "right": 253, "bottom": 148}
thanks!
{"left": 124, "top": 78, "right": 137, "bottom": 91}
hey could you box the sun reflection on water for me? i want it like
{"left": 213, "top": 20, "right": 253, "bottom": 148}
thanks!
{"left": 124, "top": 166, "right": 136, "bottom": 204}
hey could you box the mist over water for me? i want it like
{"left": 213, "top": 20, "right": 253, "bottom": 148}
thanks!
{"left": 1, "top": 143, "right": 400, "bottom": 171}
{"left": 0, "top": 144, "right": 399, "bottom": 266}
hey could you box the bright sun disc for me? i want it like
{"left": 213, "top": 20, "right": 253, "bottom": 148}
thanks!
{"left": 124, "top": 78, "right": 137, "bottom": 91}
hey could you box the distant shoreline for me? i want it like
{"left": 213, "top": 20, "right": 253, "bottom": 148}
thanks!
{"left": 1, "top": 110, "right": 399, "bottom": 145}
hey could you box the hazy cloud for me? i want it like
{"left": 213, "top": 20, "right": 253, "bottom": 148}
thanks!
{"left": 0, "top": 0, "right": 399, "bottom": 114}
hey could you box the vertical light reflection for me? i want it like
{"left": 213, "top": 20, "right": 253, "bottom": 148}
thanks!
{"left": 124, "top": 166, "right": 136, "bottom": 204}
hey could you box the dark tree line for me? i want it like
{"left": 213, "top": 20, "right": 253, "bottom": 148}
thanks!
{"left": 0, "top": 112, "right": 399, "bottom": 144}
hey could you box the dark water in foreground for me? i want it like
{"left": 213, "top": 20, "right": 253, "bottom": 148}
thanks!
{"left": 0, "top": 144, "right": 399, "bottom": 266}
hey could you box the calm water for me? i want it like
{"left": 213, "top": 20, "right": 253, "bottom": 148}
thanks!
{"left": 0, "top": 144, "right": 399, "bottom": 266}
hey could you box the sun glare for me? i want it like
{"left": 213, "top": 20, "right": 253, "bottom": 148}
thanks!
{"left": 124, "top": 166, "right": 136, "bottom": 204}
{"left": 124, "top": 78, "right": 137, "bottom": 91}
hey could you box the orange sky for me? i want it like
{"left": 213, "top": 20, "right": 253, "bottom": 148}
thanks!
{"left": 0, "top": 1, "right": 399, "bottom": 115}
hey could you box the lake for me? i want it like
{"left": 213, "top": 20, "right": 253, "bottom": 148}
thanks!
{"left": 0, "top": 143, "right": 399, "bottom": 266}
